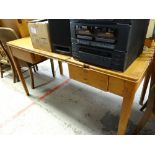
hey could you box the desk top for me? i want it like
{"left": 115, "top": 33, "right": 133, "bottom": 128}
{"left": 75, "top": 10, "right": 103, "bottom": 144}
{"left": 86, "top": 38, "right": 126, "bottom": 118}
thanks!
{"left": 7, "top": 37, "right": 155, "bottom": 83}
{"left": 7, "top": 37, "right": 71, "bottom": 62}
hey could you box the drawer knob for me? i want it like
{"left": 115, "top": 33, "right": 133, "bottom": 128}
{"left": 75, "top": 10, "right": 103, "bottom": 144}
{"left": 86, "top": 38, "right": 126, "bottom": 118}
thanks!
{"left": 83, "top": 64, "right": 90, "bottom": 69}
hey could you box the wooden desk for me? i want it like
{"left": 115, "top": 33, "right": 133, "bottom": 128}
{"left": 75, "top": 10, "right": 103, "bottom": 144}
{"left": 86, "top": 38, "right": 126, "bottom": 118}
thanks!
{"left": 7, "top": 37, "right": 155, "bottom": 134}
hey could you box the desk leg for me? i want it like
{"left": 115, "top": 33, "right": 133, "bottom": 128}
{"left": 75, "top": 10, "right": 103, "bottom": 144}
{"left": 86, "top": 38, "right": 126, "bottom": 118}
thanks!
{"left": 58, "top": 61, "right": 63, "bottom": 75}
{"left": 139, "top": 69, "right": 151, "bottom": 105}
{"left": 8, "top": 47, "right": 29, "bottom": 96}
{"left": 50, "top": 59, "right": 55, "bottom": 77}
{"left": 117, "top": 82, "right": 136, "bottom": 135}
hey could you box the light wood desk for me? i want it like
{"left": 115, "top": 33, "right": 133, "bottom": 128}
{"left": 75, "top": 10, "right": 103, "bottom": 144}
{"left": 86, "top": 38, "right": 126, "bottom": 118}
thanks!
{"left": 7, "top": 37, "right": 155, "bottom": 134}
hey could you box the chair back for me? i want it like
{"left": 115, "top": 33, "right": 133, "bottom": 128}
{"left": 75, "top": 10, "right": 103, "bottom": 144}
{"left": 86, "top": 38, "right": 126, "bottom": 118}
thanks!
{"left": 0, "top": 27, "right": 19, "bottom": 43}
{"left": 0, "top": 27, "right": 47, "bottom": 65}
{"left": 0, "top": 43, "right": 9, "bottom": 63}
{"left": 0, "top": 27, "right": 19, "bottom": 65}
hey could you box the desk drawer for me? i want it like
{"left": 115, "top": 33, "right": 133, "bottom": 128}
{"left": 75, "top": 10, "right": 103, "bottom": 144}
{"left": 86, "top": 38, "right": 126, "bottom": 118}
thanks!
{"left": 10, "top": 47, "right": 46, "bottom": 64}
{"left": 68, "top": 64, "right": 108, "bottom": 91}
{"left": 108, "top": 77, "right": 124, "bottom": 96}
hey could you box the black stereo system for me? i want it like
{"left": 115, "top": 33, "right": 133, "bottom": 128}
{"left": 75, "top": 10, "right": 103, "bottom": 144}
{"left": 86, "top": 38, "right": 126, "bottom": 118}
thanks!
{"left": 48, "top": 19, "right": 149, "bottom": 71}
{"left": 70, "top": 19, "right": 149, "bottom": 71}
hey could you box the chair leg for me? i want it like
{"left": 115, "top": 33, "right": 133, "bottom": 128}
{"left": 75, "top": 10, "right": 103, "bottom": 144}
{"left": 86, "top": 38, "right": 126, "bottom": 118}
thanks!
{"left": 13, "top": 73, "right": 16, "bottom": 83}
{"left": 14, "top": 70, "right": 20, "bottom": 82}
{"left": 12, "top": 66, "right": 16, "bottom": 83}
{"left": 16, "top": 73, "right": 20, "bottom": 82}
{"left": 28, "top": 66, "right": 34, "bottom": 89}
{"left": 50, "top": 59, "right": 55, "bottom": 77}
{"left": 10, "top": 62, "right": 16, "bottom": 83}
{"left": 0, "top": 63, "right": 3, "bottom": 78}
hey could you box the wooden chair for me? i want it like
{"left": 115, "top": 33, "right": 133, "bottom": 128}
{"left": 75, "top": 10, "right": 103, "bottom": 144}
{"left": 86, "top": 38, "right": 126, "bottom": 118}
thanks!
{"left": 0, "top": 41, "right": 16, "bottom": 82}
{"left": 0, "top": 27, "right": 55, "bottom": 89}
{"left": 133, "top": 46, "right": 155, "bottom": 134}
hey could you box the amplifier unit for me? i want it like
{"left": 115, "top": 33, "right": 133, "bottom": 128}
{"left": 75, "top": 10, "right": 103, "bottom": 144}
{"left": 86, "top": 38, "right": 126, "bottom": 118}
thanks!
{"left": 70, "top": 19, "right": 149, "bottom": 71}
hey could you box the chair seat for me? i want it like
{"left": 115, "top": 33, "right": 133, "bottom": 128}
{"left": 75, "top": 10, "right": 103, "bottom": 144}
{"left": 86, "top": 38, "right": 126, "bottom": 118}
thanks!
{"left": 0, "top": 58, "right": 9, "bottom": 64}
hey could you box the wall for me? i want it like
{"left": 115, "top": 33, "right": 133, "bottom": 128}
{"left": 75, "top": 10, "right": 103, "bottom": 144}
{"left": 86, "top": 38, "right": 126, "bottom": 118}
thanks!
{"left": 146, "top": 19, "right": 155, "bottom": 38}
{"left": 0, "top": 19, "right": 21, "bottom": 37}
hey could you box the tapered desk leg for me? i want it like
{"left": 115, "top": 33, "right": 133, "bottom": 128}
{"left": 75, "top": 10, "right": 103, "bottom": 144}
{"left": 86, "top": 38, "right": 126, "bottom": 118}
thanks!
{"left": 58, "top": 60, "right": 63, "bottom": 75}
{"left": 117, "top": 82, "right": 136, "bottom": 135}
{"left": 50, "top": 59, "right": 55, "bottom": 77}
{"left": 139, "top": 68, "right": 151, "bottom": 105}
{"left": 8, "top": 47, "right": 29, "bottom": 96}
{"left": 28, "top": 66, "right": 34, "bottom": 89}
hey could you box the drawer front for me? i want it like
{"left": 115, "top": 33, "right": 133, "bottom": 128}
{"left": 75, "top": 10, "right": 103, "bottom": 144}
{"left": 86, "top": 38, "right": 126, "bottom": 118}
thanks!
{"left": 68, "top": 64, "right": 108, "bottom": 91}
{"left": 108, "top": 77, "right": 124, "bottom": 96}
{"left": 10, "top": 47, "right": 35, "bottom": 63}
{"left": 10, "top": 47, "right": 46, "bottom": 64}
